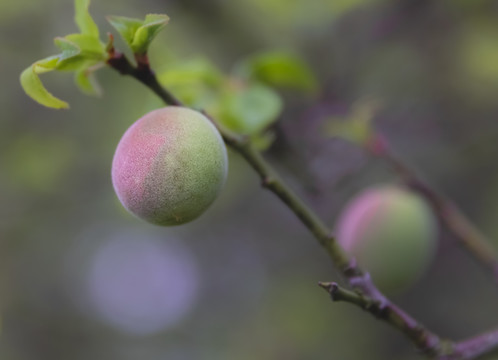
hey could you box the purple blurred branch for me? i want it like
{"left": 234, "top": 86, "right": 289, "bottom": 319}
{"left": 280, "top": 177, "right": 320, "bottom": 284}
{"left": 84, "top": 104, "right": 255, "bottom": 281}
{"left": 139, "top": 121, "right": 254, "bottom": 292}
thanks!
{"left": 367, "top": 135, "right": 498, "bottom": 284}
{"left": 106, "top": 49, "right": 498, "bottom": 360}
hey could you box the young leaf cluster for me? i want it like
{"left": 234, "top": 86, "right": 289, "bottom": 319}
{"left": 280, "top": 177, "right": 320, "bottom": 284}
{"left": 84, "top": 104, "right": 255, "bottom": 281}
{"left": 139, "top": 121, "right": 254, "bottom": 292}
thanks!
{"left": 20, "top": 0, "right": 169, "bottom": 109}
{"left": 107, "top": 14, "right": 169, "bottom": 55}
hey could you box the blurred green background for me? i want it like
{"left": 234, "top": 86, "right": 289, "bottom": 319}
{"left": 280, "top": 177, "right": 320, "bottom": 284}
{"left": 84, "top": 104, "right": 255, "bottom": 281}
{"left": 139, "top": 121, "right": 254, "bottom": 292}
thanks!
{"left": 2, "top": 0, "right": 498, "bottom": 359}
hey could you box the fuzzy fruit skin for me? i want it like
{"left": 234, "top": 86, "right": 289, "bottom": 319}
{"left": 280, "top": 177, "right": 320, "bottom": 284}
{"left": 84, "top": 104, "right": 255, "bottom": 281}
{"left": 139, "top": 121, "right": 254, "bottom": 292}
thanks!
{"left": 336, "top": 186, "right": 438, "bottom": 291}
{"left": 112, "top": 106, "right": 228, "bottom": 226}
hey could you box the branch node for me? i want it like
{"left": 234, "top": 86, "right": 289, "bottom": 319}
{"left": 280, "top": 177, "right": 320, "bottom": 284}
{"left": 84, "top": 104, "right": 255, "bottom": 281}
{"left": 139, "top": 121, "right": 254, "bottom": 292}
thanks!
{"left": 262, "top": 176, "right": 276, "bottom": 187}
{"left": 342, "top": 258, "right": 361, "bottom": 277}
{"left": 134, "top": 52, "right": 151, "bottom": 71}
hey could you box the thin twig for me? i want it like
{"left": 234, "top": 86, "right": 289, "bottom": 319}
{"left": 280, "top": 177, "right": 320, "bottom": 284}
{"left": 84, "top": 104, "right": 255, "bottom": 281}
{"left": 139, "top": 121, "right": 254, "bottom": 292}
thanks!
{"left": 367, "top": 135, "right": 498, "bottom": 283}
{"left": 105, "top": 50, "right": 498, "bottom": 360}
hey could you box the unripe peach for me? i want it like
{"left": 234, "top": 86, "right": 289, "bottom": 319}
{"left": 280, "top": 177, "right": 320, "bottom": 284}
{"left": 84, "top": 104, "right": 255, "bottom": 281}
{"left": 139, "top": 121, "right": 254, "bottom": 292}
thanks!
{"left": 112, "top": 106, "right": 228, "bottom": 226}
{"left": 336, "top": 185, "right": 438, "bottom": 291}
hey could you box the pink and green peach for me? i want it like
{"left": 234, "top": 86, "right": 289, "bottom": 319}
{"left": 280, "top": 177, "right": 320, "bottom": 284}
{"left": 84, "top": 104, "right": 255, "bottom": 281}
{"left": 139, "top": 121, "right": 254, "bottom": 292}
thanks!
{"left": 112, "top": 106, "right": 228, "bottom": 226}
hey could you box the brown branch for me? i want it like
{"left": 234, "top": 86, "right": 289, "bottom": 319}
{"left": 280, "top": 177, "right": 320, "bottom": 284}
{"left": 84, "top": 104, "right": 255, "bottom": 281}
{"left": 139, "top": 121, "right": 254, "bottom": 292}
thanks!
{"left": 367, "top": 135, "right": 498, "bottom": 283}
{"left": 105, "top": 50, "right": 498, "bottom": 360}
{"left": 319, "top": 282, "right": 498, "bottom": 360}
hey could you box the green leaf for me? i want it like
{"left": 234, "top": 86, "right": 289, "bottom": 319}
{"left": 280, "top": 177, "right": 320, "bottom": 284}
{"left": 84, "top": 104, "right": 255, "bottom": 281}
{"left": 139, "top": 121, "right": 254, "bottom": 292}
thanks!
{"left": 132, "top": 14, "right": 169, "bottom": 54}
{"left": 157, "top": 57, "right": 224, "bottom": 107}
{"left": 54, "top": 37, "right": 81, "bottom": 61}
{"left": 107, "top": 14, "right": 169, "bottom": 54}
{"left": 53, "top": 36, "right": 105, "bottom": 72}
{"left": 74, "top": 0, "right": 99, "bottom": 37}
{"left": 251, "top": 131, "right": 276, "bottom": 151}
{"left": 325, "top": 117, "right": 372, "bottom": 145}
{"left": 218, "top": 83, "right": 283, "bottom": 135}
{"left": 20, "top": 56, "right": 70, "bottom": 109}
{"left": 107, "top": 16, "right": 143, "bottom": 45}
{"left": 64, "top": 34, "right": 105, "bottom": 56}
{"left": 74, "top": 66, "right": 102, "bottom": 96}
{"left": 234, "top": 51, "right": 318, "bottom": 93}
{"left": 323, "top": 99, "right": 381, "bottom": 145}
{"left": 158, "top": 57, "right": 223, "bottom": 87}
